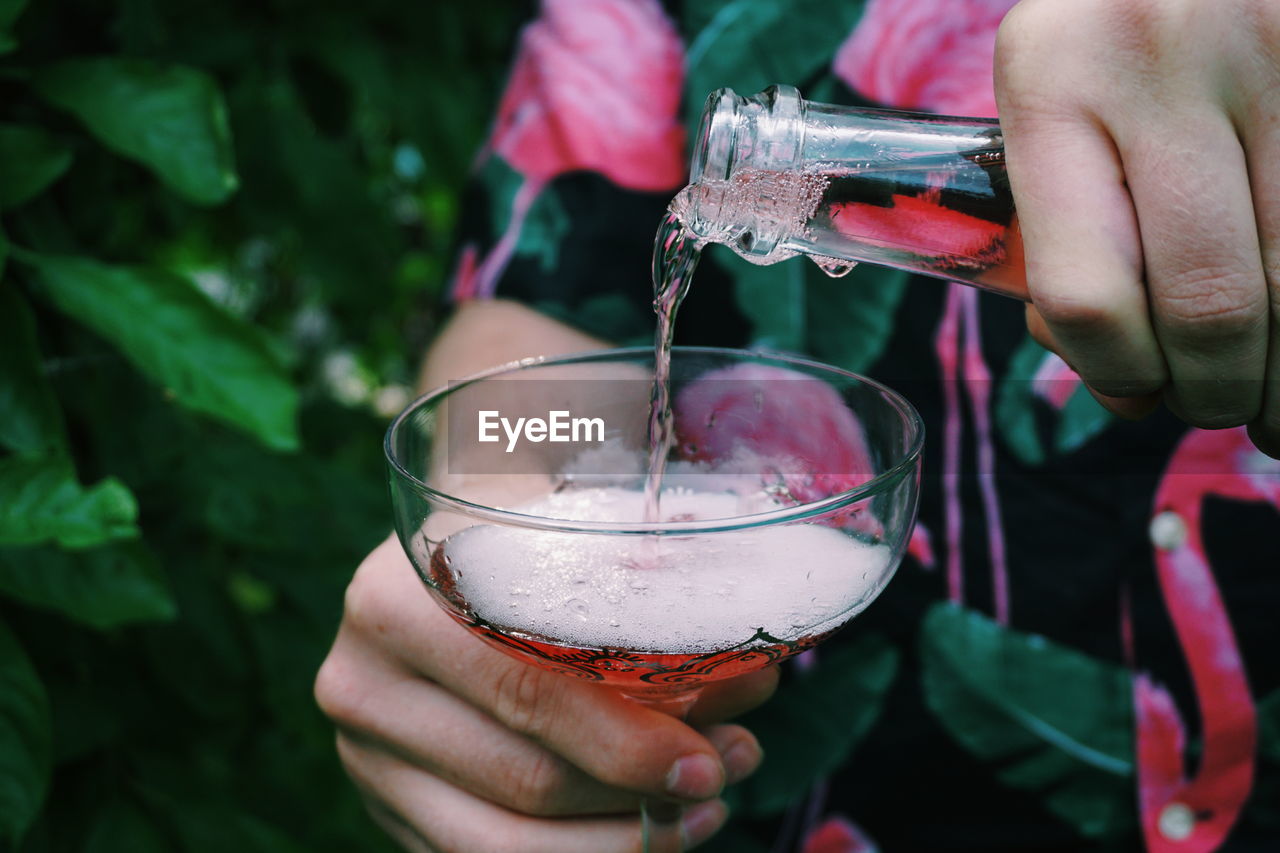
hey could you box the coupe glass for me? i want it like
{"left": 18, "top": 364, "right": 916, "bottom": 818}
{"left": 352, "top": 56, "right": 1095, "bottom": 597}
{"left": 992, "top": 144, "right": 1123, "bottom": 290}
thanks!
{"left": 385, "top": 346, "right": 922, "bottom": 852}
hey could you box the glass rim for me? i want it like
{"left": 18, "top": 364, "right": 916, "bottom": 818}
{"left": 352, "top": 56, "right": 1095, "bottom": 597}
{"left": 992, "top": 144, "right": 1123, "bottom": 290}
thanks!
{"left": 384, "top": 345, "right": 924, "bottom": 535}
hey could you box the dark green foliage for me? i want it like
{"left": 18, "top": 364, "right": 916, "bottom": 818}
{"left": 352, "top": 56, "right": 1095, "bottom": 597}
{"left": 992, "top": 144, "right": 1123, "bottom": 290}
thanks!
{"left": 0, "top": 286, "right": 64, "bottom": 454}
{"left": 682, "top": 0, "right": 867, "bottom": 132}
{"left": 995, "top": 335, "right": 1113, "bottom": 465}
{"left": 0, "top": 623, "right": 49, "bottom": 849}
{"left": 0, "top": 0, "right": 519, "bottom": 848}
{"left": 24, "top": 254, "right": 300, "bottom": 451}
{"left": 920, "top": 603, "right": 1136, "bottom": 839}
{"left": 725, "top": 632, "right": 899, "bottom": 817}
{"left": 0, "top": 456, "right": 138, "bottom": 550}
{"left": 1262, "top": 690, "right": 1280, "bottom": 765}
{"left": 0, "top": 126, "right": 72, "bottom": 211}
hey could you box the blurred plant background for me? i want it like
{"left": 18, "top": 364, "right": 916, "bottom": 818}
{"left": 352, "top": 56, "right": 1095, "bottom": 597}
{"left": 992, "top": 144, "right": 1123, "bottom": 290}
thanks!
{"left": 0, "top": 1, "right": 520, "bottom": 848}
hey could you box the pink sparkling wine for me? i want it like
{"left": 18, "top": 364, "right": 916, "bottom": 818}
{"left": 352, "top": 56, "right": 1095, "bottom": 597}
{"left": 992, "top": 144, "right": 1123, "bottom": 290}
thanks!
{"left": 428, "top": 488, "right": 893, "bottom": 695}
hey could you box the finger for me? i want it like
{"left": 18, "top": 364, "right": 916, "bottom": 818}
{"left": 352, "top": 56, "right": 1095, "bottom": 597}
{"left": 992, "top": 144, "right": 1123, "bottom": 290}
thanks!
{"left": 996, "top": 47, "right": 1167, "bottom": 403}
{"left": 1083, "top": 384, "right": 1161, "bottom": 422}
{"left": 344, "top": 538, "right": 733, "bottom": 802}
{"left": 1234, "top": 74, "right": 1280, "bottom": 457}
{"left": 339, "top": 734, "right": 730, "bottom": 853}
{"left": 1116, "top": 111, "right": 1269, "bottom": 429}
{"left": 363, "top": 797, "right": 436, "bottom": 853}
{"left": 328, "top": 637, "right": 644, "bottom": 816}
{"left": 1024, "top": 303, "right": 1060, "bottom": 357}
{"left": 1025, "top": 304, "right": 1161, "bottom": 420}
{"left": 687, "top": 665, "right": 780, "bottom": 727}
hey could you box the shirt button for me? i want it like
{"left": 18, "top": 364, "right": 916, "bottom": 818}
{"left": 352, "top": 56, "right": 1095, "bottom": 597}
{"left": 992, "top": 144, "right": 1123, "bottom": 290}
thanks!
{"left": 1149, "top": 511, "right": 1187, "bottom": 551}
{"left": 1159, "top": 802, "right": 1195, "bottom": 842}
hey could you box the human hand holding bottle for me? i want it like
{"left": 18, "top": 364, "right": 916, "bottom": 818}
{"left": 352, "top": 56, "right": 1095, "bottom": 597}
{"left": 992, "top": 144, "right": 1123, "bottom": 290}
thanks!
{"left": 995, "top": 0, "right": 1280, "bottom": 457}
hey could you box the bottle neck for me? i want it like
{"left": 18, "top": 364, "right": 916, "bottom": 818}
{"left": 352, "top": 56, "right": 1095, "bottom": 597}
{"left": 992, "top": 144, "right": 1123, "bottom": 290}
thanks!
{"left": 680, "top": 85, "right": 1027, "bottom": 300}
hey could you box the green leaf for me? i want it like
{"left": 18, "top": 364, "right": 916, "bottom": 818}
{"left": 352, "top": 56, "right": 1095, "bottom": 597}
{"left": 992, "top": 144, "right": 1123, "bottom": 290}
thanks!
{"left": 514, "top": 186, "right": 569, "bottom": 272}
{"left": 0, "top": 541, "right": 175, "bottom": 629}
{"left": 684, "top": 0, "right": 867, "bottom": 127}
{"left": 477, "top": 154, "right": 524, "bottom": 242}
{"left": 84, "top": 799, "right": 173, "bottom": 853}
{"left": 0, "top": 285, "right": 65, "bottom": 454}
{"left": 0, "top": 0, "right": 27, "bottom": 31}
{"left": 0, "top": 125, "right": 74, "bottom": 210}
{"left": 1054, "top": 382, "right": 1113, "bottom": 455}
{"left": 804, "top": 260, "right": 909, "bottom": 373}
{"left": 165, "top": 804, "right": 308, "bottom": 853}
{"left": 1260, "top": 690, "right": 1280, "bottom": 765}
{"left": 726, "top": 632, "right": 899, "bottom": 817}
{"left": 0, "top": 456, "right": 138, "bottom": 550}
{"left": 920, "top": 603, "right": 1135, "bottom": 839}
{"left": 0, "top": 0, "right": 26, "bottom": 53}
{"left": 24, "top": 254, "right": 299, "bottom": 450}
{"left": 996, "top": 335, "right": 1113, "bottom": 464}
{"left": 0, "top": 620, "right": 51, "bottom": 848}
{"left": 718, "top": 249, "right": 805, "bottom": 352}
{"left": 34, "top": 58, "right": 237, "bottom": 205}
{"left": 995, "top": 335, "right": 1049, "bottom": 465}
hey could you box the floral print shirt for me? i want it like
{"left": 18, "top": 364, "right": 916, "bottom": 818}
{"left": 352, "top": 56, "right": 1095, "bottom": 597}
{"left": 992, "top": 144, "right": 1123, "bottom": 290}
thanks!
{"left": 445, "top": 1, "right": 1280, "bottom": 850}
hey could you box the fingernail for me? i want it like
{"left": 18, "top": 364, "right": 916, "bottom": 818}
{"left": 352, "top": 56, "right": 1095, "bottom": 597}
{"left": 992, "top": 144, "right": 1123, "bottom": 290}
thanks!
{"left": 665, "top": 753, "right": 723, "bottom": 799}
{"left": 681, "top": 799, "right": 728, "bottom": 849}
{"left": 721, "top": 738, "right": 763, "bottom": 785}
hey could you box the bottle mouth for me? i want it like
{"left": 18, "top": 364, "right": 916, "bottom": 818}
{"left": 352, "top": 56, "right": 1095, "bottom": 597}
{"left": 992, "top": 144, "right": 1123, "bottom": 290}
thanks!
{"left": 690, "top": 88, "right": 742, "bottom": 184}
{"left": 685, "top": 85, "right": 806, "bottom": 259}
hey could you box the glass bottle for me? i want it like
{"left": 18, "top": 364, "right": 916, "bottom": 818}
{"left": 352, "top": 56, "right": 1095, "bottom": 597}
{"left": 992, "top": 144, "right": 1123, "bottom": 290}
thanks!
{"left": 673, "top": 84, "right": 1027, "bottom": 300}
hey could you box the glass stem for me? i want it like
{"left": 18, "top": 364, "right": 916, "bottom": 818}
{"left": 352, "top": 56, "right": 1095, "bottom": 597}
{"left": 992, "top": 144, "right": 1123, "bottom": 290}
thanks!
{"left": 623, "top": 689, "right": 703, "bottom": 853}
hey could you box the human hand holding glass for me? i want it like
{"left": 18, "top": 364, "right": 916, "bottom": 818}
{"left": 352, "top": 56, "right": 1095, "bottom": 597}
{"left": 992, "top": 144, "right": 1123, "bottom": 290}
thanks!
{"left": 381, "top": 347, "right": 922, "bottom": 851}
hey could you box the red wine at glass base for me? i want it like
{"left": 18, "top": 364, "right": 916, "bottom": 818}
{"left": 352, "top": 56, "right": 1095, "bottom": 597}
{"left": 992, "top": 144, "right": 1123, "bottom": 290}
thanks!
{"left": 423, "top": 487, "right": 894, "bottom": 696}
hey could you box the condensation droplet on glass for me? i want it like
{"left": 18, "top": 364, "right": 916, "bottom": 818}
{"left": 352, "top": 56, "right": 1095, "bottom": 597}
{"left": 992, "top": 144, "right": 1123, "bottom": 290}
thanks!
{"left": 566, "top": 597, "right": 590, "bottom": 620}
{"left": 812, "top": 255, "right": 857, "bottom": 278}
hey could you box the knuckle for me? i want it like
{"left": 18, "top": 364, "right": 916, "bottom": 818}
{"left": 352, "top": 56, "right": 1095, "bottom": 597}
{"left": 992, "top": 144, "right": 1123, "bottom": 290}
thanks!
{"left": 1154, "top": 270, "right": 1267, "bottom": 337}
{"left": 490, "top": 662, "right": 557, "bottom": 739}
{"left": 342, "top": 561, "right": 388, "bottom": 631}
{"left": 994, "top": 2, "right": 1057, "bottom": 96}
{"left": 506, "top": 751, "right": 572, "bottom": 816}
{"left": 314, "top": 652, "right": 360, "bottom": 725}
{"left": 1104, "top": 0, "right": 1181, "bottom": 55}
{"left": 1243, "top": 0, "right": 1280, "bottom": 57}
{"left": 1030, "top": 290, "right": 1119, "bottom": 335}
